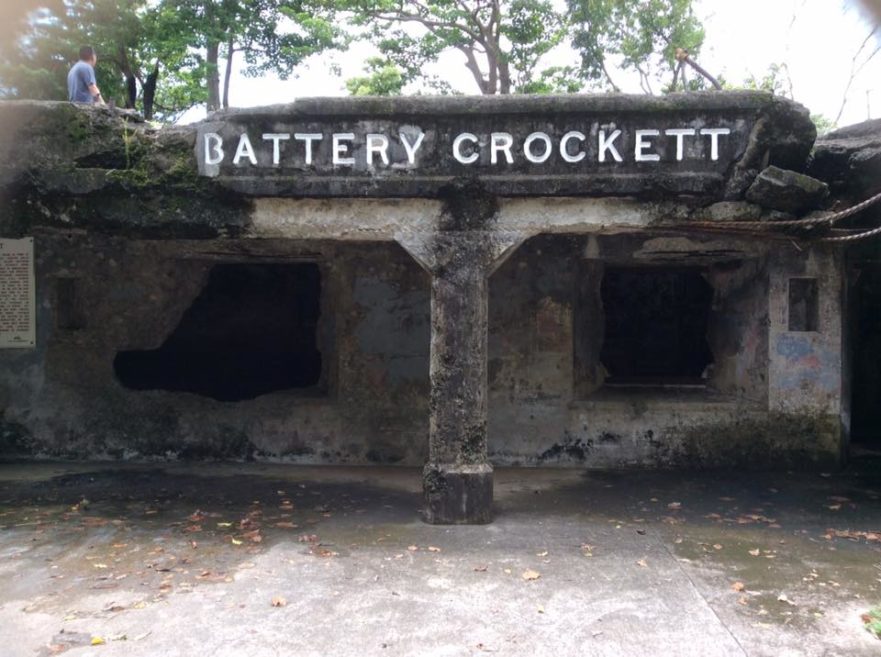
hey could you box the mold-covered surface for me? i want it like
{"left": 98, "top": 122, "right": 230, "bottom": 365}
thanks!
{"left": 0, "top": 229, "right": 847, "bottom": 469}
{"left": 486, "top": 234, "right": 844, "bottom": 469}
{"left": 0, "top": 236, "right": 431, "bottom": 464}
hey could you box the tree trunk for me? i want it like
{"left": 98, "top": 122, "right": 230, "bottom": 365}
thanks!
{"left": 118, "top": 46, "right": 137, "bottom": 108}
{"left": 142, "top": 62, "right": 159, "bottom": 120}
{"left": 458, "top": 45, "right": 489, "bottom": 94}
{"left": 222, "top": 39, "right": 235, "bottom": 109}
{"left": 206, "top": 40, "right": 221, "bottom": 111}
{"left": 498, "top": 58, "right": 512, "bottom": 94}
{"left": 485, "top": 44, "right": 498, "bottom": 95}
{"left": 125, "top": 73, "right": 137, "bottom": 109}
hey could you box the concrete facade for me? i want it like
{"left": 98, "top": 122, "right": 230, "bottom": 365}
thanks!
{"left": 0, "top": 93, "right": 867, "bottom": 523}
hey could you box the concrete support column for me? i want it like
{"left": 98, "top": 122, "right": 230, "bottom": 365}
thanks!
{"left": 397, "top": 229, "right": 527, "bottom": 524}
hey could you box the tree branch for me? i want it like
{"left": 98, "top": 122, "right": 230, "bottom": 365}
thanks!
{"left": 455, "top": 43, "right": 489, "bottom": 93}
{"left": 601, "top": 60, "right": 621, "bottom": 93}
{"left": 365, "top": 9, "right": 484, "bottom": 44}
{"left": 675, "top": 48, "right": 721, "bottom": 90}
{"left": 835, "top": 26, "right": 880, "bottom": 124}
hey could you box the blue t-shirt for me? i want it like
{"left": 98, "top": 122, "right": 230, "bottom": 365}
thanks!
{"left": 67, "top": 61, "right": 97, "bottom": 103}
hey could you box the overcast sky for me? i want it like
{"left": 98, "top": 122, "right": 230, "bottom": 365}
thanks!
{"left": 182, "top": 0, "right": 880, "bottom": 129}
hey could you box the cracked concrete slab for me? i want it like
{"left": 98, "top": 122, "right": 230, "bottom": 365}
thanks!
{"left": 0, "top": 462, "right": 879, "bottom": 656}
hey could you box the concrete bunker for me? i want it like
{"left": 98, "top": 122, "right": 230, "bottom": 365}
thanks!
{"left": 0, "top": 93, "right": 875, "bottom": 524}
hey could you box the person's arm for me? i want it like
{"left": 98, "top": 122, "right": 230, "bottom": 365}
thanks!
{"left": 88, "top": 83, "right": 103, "bottom": 104}
{"left": 82, "top": 66, "right": 104, "bottom": 104}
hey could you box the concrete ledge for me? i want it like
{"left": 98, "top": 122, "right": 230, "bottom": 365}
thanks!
{"left": 423, "top": 462, "right": 493, "bottom": 524}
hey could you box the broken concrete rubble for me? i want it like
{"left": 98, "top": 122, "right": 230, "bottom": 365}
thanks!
{"left": 745, "top": 165, "right": 830, "bottom": 215}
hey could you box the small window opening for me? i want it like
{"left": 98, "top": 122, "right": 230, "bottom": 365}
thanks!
{"left": 114, "top": 263, "right": 322, "bottom": 402}
{"left": 56, "top": 277, "right": 85, "bottom": 330}
{"left": 600, "top": 267, "right": 714, "bottom": 386}
{"left": 788, "top": 278, "right": 819, "bottom": 332}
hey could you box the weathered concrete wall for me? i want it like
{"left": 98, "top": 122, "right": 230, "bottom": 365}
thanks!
{"left": 486, "top": 234, "right": 842, "bottom": 469}
{"left": 0, "top": 235, "right": 431, "bottom": 463}
{"left": 0, "top": 229, "right": 844, "bottom": 469}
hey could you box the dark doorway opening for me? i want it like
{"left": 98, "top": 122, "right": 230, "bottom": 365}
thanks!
{"left": 115, "top": 263, "right": 322, "bottom": 402}
{"left": 600, "top": 267, "right": 714, "bottom": 386}
{"left": 852, "top": 265, "right": 881, "bottom": 445}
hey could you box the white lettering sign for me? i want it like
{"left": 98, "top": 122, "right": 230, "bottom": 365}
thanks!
{"left": 200, "top": 124, "right": 733, "bottom": 170}
{"left": 453, "top": 132, "right": 479, "bottom": 164}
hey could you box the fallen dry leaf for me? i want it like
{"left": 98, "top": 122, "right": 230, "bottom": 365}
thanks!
{"left": 825, "top": 528, "right": 881, "bottom": 543}
{"left": 243, "top": 529, "right": 263, "bottom": 543}
{"left": 636, "top": 558, "right": 648, "bottom": 568}
{"left": 271, "top": 596, "right": 287, "bottom": 607}
{"left": 521, "top": 569, "right": 541, "bottom": 581}
{"left": 310, "top": 545, "right": 338, "bottom": 558}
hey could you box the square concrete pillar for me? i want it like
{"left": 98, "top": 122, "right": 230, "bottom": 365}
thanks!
{"left": 397, "top": 227, "right": 528, "bottom": 524}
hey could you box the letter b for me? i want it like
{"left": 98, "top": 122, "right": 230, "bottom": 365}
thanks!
{"left": 203, "top": 133, "right": 224, "bottom": 166}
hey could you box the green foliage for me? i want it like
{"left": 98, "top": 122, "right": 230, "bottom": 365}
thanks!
{"left": 2, "top": 0, "right": 706, "bottom": 109}
{"left": 159, "top": 0, "right": 342, "bottom": 110}
{"left": 346, "top": 57, "right": 405, "bottom": 96}
{"left": 741, "top": 62, "right": 794, "bottom": 98}
{"left": 0, "top": 0, "right": 341, "bottom": 120}
{"left": 863, "top": 607, "right": 881, "bottom": 639}
{"left": 569, "top": 0, "right": 705, "bottom": 93}
{"left": 0, "top": 0, "right": 199, "bottom": 119}
{"left": 333, "top": 0, "right": 704, "bottom": 95}
{"left": 518, "top": 66, "right": 584, "bottom": 94}
{"left": 332, "top": 0, "right": 574, "bottom": 94}
{"left": 811, "top": 113, "right": 837, "bottom": 136}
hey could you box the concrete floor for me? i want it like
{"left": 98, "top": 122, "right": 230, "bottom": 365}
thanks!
{"left": 1, "top": 461, "right": 880, "bottom": 657}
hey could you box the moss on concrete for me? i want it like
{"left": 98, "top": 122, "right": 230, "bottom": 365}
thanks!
{"left": 669, "top": 411, "right": 842, "bottom": 470}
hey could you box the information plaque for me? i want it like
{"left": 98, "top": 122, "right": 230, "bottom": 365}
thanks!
{"left": 0, "top": 238, "right": 35, "bottom": 348}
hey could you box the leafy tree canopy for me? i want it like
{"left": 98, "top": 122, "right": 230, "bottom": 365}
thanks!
{"left": 569, "top": 0, "right": 705, "bottom": 94}
{"left": 0, "top": 0, "right": 341, "bottom": 120}
{"left": 334, "top": 0, "right": 705, "bottom": 95}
